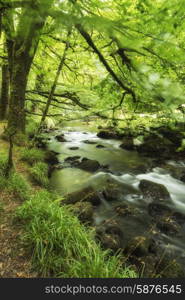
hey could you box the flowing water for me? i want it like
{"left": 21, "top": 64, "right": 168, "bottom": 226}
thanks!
{"left": 46, "top": 123, "right": 185, "bottom": 270}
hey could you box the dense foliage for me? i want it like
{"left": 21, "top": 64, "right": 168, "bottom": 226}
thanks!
{"left": 1, "top": 0, "right": 185, "bottom": 280}
{"left": 0, "top": 0, "right": 185, "bottom": 131}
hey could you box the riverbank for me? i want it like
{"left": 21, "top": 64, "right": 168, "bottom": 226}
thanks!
{"left": 0, "top": 123, "right": 136, "bottom": 278}
{"left": 40, "top": 122, "right": 185, "bottom": 278}
{"left": 1, "top": 120, "right": 185, "bottom": 278}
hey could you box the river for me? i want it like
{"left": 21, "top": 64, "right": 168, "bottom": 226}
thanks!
{"left": 45, "top": 122, "right": 185, "bottom": 275}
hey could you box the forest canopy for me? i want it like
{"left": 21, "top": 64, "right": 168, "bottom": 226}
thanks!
{"left": 0, "top": 0, "right": 185, "bottom": 134}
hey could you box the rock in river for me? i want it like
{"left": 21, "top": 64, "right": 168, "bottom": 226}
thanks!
{"left": 97, "top": 130, "right": 121, "bottom": 139}
{"left": 136, "top": 134, "right": 174, "bottom": 158}
{"left": 68, "top": 147, "right": 79, "bottom": 150}
{"left": 96, "top": 144, "right": 105, "bottom": 149}
{"left": 156, "top": 216, "right": 181, "bottom": 236}
{"left": 56, "top": 134, "right": 67, "bottom": 142}
{"left": 139, "top": 179, "right": 171, "bottom": 202}
{"left": 83, "top": 140, "right": 97, "bottom": 145}
{"left": 120, "top": 137, "right": 135, "bottom": 151}
{"left": 124, "top": 235, "right": 153, "bottom": 257}
{"left": 76, "top": 158, "right": 101, "bottom": 172}
{"left": 63, "top": 187, "right": 101, "bottom": 206}
{"left": 96, "top": 219, "right": 123, "bottom": 252}
{"left": 148, "top": 202, "right": 172, "bottom": 218}
{"left": 70, "top": 201, "right": 94, "bottom": 224}
{"left": 45, "top": 150, "right": 59, "bottom": 165}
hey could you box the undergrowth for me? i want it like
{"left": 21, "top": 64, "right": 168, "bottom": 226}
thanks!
{"left": 0, "top": 172, "right": 31, "bottom": 201}
{"left": 15, "top": 190, "right": 136, "bottom": 278}
{"left": 29, "top": 162, "right": 49, "bottom": 188}
{"left": 20, "top": 148, "right": 45, "bottom": 165}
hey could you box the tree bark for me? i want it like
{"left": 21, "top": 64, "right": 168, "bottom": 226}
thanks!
{"left": 8, "top": 52, "right": 31, "bottom": 132}
{"left": 6, "top": 0, "right": 54, "bottom": 133}
{"left": 0, "top": 61, "right": 9, "bottom": 120}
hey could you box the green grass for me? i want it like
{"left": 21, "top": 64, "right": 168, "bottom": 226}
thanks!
{"left": 29, "top": 162, "right": 49, "bottom": 188}
{"left": 15, "top": 190, "right": 136, "bottom": 278}
{"left": 0, "top": 152, "right": 8, "bottom": 176}
{"left": 26, "top": 119, "right": 38, "bottom": 137}
{"left": 20, "top": 148, "right": 45, "bottom": 165}
{"left": 7, "top": 173, "right": 31, "bottom": 201}
{"left": 0, "top": 171, "right": 31, "bottom": 201}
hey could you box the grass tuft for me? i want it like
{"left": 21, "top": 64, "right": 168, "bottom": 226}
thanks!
{"left": 0, "top": 153, "right": 8, "bottom": 176}
{"left": 20, "top": 148, "right": 45, "bottom": 165}
{"left": 0, "top": 172, "right": 31, "bottom": 201}
{"left": 15, "top": 190, "right": 136, "bottom": 278}
{"left": 29, "top": 162, "right": 49, "bottom": 188}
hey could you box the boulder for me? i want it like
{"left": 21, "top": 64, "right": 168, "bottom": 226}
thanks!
{"left": 95, "top": 176, "right": 138, "bottom": 200}
{"left": 63, "top": 187, "right": 101, "bottom": 206}
{"left": 114, "top": 203, "right": 135, "bottom": 217}
{"left": 64, "top": 156, "right": 81, "bottom": 163}
{"left": 148, "top": 202, "right": 172, "bottom": 218}
{"left": 83, "top": 140, "right": 97, "bottom": 145}
{"left": 120, "top": 137, "right": 135, "bottom": 151}
{"left": 155, "top": 256, "right": 185, "bottom": 278}
{"left": 172, "top": 211, "right": 185, "bottom": 225}
{"left": 34, "top": 136, "right": 48, "bottom": 149}
{"left": 97, "top": 130, "right": 120, "bottom": 139}
{"left": 96, "top": 219, "right": 123, "bottom": 251}
{"left": 71, "top": 201, "right": 94, "bottom": 224}
{"left": 69, "top": 147, "right": 79, "bottom": 150}
{"left": 102, "top": 185, "right": 122, "bottom": 201}
{"left": 97, "top": 234, "right": 122, "bottom": 251}
{"left": 139, "top": 179, "right": 171, "bottom": 202}
{"left": 130, "top": 255, "right": 157, "bottom": 278}
{"left": 157, "top": 126, "right": 184, "bottom": 147}
{"left": 136, "top": 134, "right": 174, "bottom": 158}
{"left": 45, "top": 151, "right": 59, "bottom": 165}
{"left": 96, "top": 144, "right": 105, "bottom": 149}
{"left": 98, "top": 219, "right": 123, "bottom": 237}
{"left": 56, "top": 134, "right": 67, "bottom": 142}
{"left": 124, "top": 236, "right": 152, "bottom": 257}
{"left": 156, "top": 217, "right": 181, "bottom": 236}
{"left": 76, "top": 158, "right": 101, "bottom": 172}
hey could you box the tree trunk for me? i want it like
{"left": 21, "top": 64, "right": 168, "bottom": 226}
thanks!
{"left": 7, "top": 53, "right": 30, "bottom": 133}
{"left": 0, "top": 62, "right": 9, "bottom": 120}
{"left": 6, "top": 0, "right": 54, "bottom": 134}
{"left": 5, "top": 132, "right": 14, "bottom": 178}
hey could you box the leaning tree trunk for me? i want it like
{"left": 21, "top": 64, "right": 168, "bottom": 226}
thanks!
{"left": 0, "top": 62, "right": 9, "bottom": 120}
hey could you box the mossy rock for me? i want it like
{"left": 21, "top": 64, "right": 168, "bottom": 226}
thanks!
{"left": 139, "top": 179, "right": 171, "bottom": 202}
{"left": 156, "top": 217, "right": 181, "bottom": 236}
{"left": 156, "top": 257, "right": 185, "bottom": 278}
{"left": 63, "top": 187, "right": 101, "bottom": 206}
{"left": 76, "top": 158, "right": 101, "bottom": 172}
{"left": 70, "top": 201, "right": 94, "bottom": 224}
{"left": 124, "top": 236, "right": 152, "bottom": 257}
{"left": 120, "top": 137, "right": 135, "bottom": 151}
{"left": 45, "top": 151, "right": 59, "bottom": 165}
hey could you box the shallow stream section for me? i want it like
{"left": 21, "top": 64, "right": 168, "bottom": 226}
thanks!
{"left": 45, "top": 123, "right": 185, "bottom": 273}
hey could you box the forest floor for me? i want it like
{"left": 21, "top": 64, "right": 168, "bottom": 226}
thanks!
{"left": 0, "top": 123, "right": 38, "bottom": 277}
